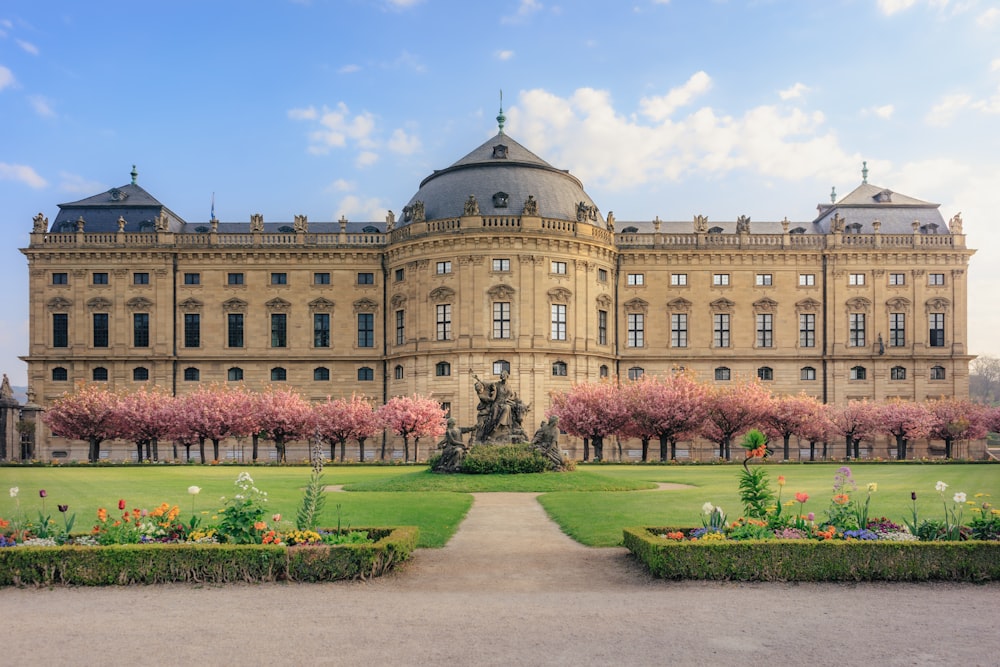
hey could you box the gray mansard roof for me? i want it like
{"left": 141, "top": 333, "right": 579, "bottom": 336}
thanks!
{"left": 813, "top": 182, "right": 946, "bottom": 234}
{"left": 53, "top": 182, "right": 186, "bottom": 233}
{"left": 401, "top": 132, "right": 604, "bottom": 225}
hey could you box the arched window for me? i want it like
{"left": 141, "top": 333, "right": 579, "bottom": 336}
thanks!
{"left": 599, "top": 364, "right": 609, "bottom": 378}
{"left": 493, "top": 360, "right": 510, "bottom": 375}
{"left": 757, "top": 366, "right": 773, "bottom": 381}
{"left": 93, "top": 367, "right": 109, "bottom": 382}
{"left": 183, "top": 367, "right": 200, "bottom": 382}
{"left": 552, "top": 361, "right": 568, "bottom": 376}
{"left": 890, "top": 366, "right": 907, "bottom": 380}
{"left": 358, "top": 367, "right": 374, "bottom": 381}
{"left": 930, "top": 365, "right": 946, "bottom": 380}
{"left": 800, "top": 366, "right": 816, "bottom": 381}
{"left": 228, "top": 367, "right": 244, "bottom": 381}
{"left": 313, "top": 367, "right": 330, "bottom": 381}
{"left": 133, "top": 367, "right": 149, "bottom": 382}
{"left": 271, "top": 367, "right": 287, "bottom": 381}
{"left": 435, "top": 361, "right": 451, "bottom": 377}
{"left": 52, "top": 367, "right": 68, "bottom": 381}
{"left": 714, "top": 367, "right": 731, "bottom": 381}
{"left": 394, "top": 364, "right": 404, "bottom": 380}
{"left": 850, "top": 366, "right": 867, "bottom": 380}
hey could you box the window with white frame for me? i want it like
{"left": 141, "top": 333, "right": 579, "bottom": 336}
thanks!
{"left": 849, "top": 313, "right": 866, "bottom": 347}
{"left": 670, "top": 313, "right": 688, "bottom": 348}
{"left": 756, "top": 313, "right": 773, "bottom": 348}
{"left": 493, "top": 302, "right": 511, "bottom": 339}
{"left": 930, "top": 365, "right": 946, "bottom": 380}
{"left": 436, "top": 304, "right": 452, "bottom": 341}
{"left": 714, "top": 367, "right": 731, "bottom": 381}
{"left": 799, "top": 313, "right": 815, "bottom": 347}
{"left": 889, "top": 273, "right": 905, "bottom": 286}
{"left": 627, "top": 313, "right": 644, "bottom": 347}
{"left": 799, "top": 274, "right": 815, "bottom": 286}
{"left": 627, "top": 273, "right": 644, "bottom": 286}
{"left": 800, "top": 366, "right": 816, "bottom": 380}
{"left": 755, "top": 274, "right": 772, "bottom": 286}
{"left": 850, "top": 365, "right": 867, "bottom": 380}
{"left": 671, "top": 273, "right": 688, "bottom": 286}
{"left": 713, "top": 273, "right": 730, "bottom": 286}
{"left": 929, "top": 313, "right": 945, "bottom": 347}
{"left": 436, "top": 261, "right": 452, "bottom": 275}
{"left": 928, "top": 273, "right": 945, "bottom": 286}
{"left": 551, "top": 261, "right": 567, "bottom": 275}
{"left": 849, "top": 273, "right": 865, "bottom": 286}
{"left": 713, "top": 313, "right": 730, "bottom": 348}
{"left": 890, "top": 313, "right": 905, "bottom": 347}
{"left": 551, "top": 304, "right": 566, "bottom": 340}
{"left": 492, "top": 258, "right": 510, "bottom": 272}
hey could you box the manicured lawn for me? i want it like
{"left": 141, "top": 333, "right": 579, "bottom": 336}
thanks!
{"left": 2, "top": 462, "right": 997, "bottom": 549}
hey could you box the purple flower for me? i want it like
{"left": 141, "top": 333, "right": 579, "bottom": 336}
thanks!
{"left": 58, "top": 504, "right": 68, "bottom": 513}
{"left": 39, "top": 489, "right": 47, "bottom": 498}
{"left": 911, "top": 491, "right": 917, "bottom": 501}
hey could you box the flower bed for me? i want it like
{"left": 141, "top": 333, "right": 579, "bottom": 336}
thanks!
{"left": 0, "top": 526, "right": 418, "bottom": 586}
{"left": 623, "top": 526, "right": 1000, "bottom": 581}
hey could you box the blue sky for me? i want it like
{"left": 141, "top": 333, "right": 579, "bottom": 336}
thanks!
{"left": 2, "top": 0, "right": 999, "bottom": 386}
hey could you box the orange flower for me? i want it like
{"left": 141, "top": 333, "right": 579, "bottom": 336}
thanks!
{"left": 833, "top": 494, "right": 850, "bottom": 505}
{"left": 665, "top": 531, "right": 685, "bottom": 540}
{"left": 253, "top": 521, "right": 267, "bottom": 531}
{"left": 777, "top": 476, "right": 786, "bottom": 486}
{"left": 97, "top": 508, "right": 108, "bottom": 522}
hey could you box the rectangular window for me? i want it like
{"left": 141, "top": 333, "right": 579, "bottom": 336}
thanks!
{"left": 889, "top": 273, "right": 906, "bottom": 286}
{"left": 184, "top": 314, "right": 200, "bottom": 347}
{"left": 713, "top": 313, "right": 730, "bottom": 348}
{"left": 133, "top": 313, "right": 149, "bottom": 348}
{"left": 799, "top": 313, "right": 816, "bottom": 347}
{"left": 671, "top": 313, "right": 688, "bottom": 348}
{"left": 53, "top": 313, "right": 68, "bottom": 348}
{"left": 598, "top": 310, "right": 608, "bottom": 345}
{"left": 358, "top": 313, "right": 374, "bottom": 347}
{"left": 314, "top": 272, "right": 330, "bottom": 285}
{"left": 436, "top": 261, "right": 452, "bottom": 275}
{"left": 52, "top": 272, "right": 68, "bottom": 285}
{"left": 849, "top": 273, "right": 865, "bottom": 286}
{"left": 133, "top": 272, "right": 149, "bottom": 285}
{"left": 551, "top": 304, "right": 567, "bottom": 341}
{"left": 493, "top": 302, "right": 511, "bottom": 339}
{"left": 436, "top": 304, "right": 452, "bottom": 341}
{"left": 671, "top": 273, "right": 688, "bottom": 286}
{"left": 755, "top": 274, "right": 773, "bottom": 286}
{"left": 314, "top": 313, "right": 330, "bottom": 348}
{"left": 92, "top": 272, "right": 108, "bottom": 285}
{"left": 890, "top": 313, "right": 906, "bottom": 347}
{"left": 849, "top": 313, "right": 866, "bottom": 347}
{"left": 358, "top": 272, "right": 375, "bottom": 285}
{"left": 713, "top": 274, "right": 730, "bottom": 286}
{"left": 228, "top": 272, "right": 244, "bottom": 285}
{"left": 492, "top": 258, "right": 510, "bottom": 272}
{"left": 395, "top": 310, "right": 405, "bottom": 345}
{"left": 801, "top": 367, "right": 817, "bottom": 381}
{"left": 627, "top": 313, "right": 644, "bottom": 348}
{"left": 183, "top": 272, "right": 200, "bottom": 285}
{"left": 271, "top": 314, "right": 287, "bottom": 348}
{"left": 270, "top": 272, "right": 287, "bottom": 285}
{"left": 228, "top": 313, "right": 244, "bottom": 348}
{"left": 394, "top": 268, "right": 404, "bottom": 282}
{"left": 929, "top": 313, "right": 945, "bottom": 347}
{"left": 93, "top": 313, "right": 109, "bottom": 347}
{"left": 756, "top": 313, "right": 773, "bottom": 348}
{"left": 597, "top": 268, "right": 608, "bottom": 282}
{"left": 799, "top": 274, "right": 815, "bottom": 286}
{"left": 551, "top": 261, "right": 567, "bottom": 275}
{"left": 627, "top": 273, "right": 644, "bottom": 286}
{"left": 929, "top": 273, "right": 945, "bottom": 286}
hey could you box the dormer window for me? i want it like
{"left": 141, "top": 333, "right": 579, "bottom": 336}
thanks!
{"left": 790, "top": 227, "right": 806, "bottom": 234}
{"left": 363, "top": 225, "right": 380, "bottom": 233}
{"left": 708, "top": 226, "right": 724, "bottom": 234}
{"left": 277, "top": 225, "right": 295, "bottom": 233}
{"left": 108, "top": 188, "right": 128, "bottom": 202}
{"left": 874, "top": 189, "right": 893, "bottom": 203}
{"left": 920, "top": 223, "right": 939, "bottom": 234}
{"left": 194, "top": 225, "right": 210, "bottom": 233}
{"left": 847, "top": 223, "right": 863, "bottom": 233}
{"left": 621, "top": 226, "right": 639, "bottom": 233}
{"left": 492, "top": 144, "right": 508, "bottom": 159}
{"left": 492, "top": 192, "right": 509, "bottom": 208}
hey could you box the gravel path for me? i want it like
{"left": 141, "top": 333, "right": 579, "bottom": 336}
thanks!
{"left": 3, "top": 492, "right": 997, "bottom": 666}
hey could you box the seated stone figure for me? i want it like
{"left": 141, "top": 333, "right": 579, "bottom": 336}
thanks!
{"left": 433, "top": 418, "right": 474, "bottom": 473}
{"left": 530, "top": 416, "right": 564, "bottom": 471}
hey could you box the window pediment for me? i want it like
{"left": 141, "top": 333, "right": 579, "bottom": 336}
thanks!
{"left": 753, "top": 297, "right": 778, "bottom": 313}
{"left": 845, "top": 297, "right": 871, "bottom": 312}
{"left": 429, "top": 286, "right": 456, "bottom": 302}
{"left": 596, "top": 294, "right": 612, "bottom": 309}
{"left": 548, "top": 287, "right": 572, "bottom": 303}
{"left": 487, "top": 284, "right": 515, "bottom": 300}
{"left": 925, "top": 297, "right": 950, "bottom": 311}
{"left": 266, "top": 298, "right": 291, "bottom": 312}
{"left": 127, "top": 297, "right": 154, "bottom": 311}
{"left": 390, "top": 294, "right": 407, "bottom": 309}
{"left": 624, "top": 297, "right": 648, "bottom": 314}
{"left": 222, "top": 298, "right": 248, "bottom": 313}
{"left": 309, "top": 297, "right": 335, "bottom": 313}
{"left": 667, "top": 297, "right": 692, "bottom": 312}
{"left": 885, "top": 297, "right": 911, "bottom": 312}
{"left": 179, "top": 297, "right": 203, "bottom": 312}
{"left": 353, "top": 298, "right": 379, "bottom": 313}
{"left": 795, "top": 298, "right": 821, "bottom": 313}
{"left": 710, "top": 298, "right": 735, "bottom": 312}
{"left": 87, "top": 297, "right": 113, "bottom": 311}
{"left": 47, "top": 296, "right": 73, "bottom": 311}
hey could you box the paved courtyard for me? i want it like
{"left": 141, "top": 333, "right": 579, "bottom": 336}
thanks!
{"left": 3, "top": 492, "right": 997, "bottom": 666}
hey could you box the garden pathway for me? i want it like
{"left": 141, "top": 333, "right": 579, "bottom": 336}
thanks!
{"left": 3, "top": 492, "right": 999, "bottom": 667}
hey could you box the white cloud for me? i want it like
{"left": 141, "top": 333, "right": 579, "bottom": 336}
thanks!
{"left": 335, "top": 194, "right": 388, "bottom": 221}
{"left": 386, "top": 50, "right": 426, "bottom": 73}
{"left": 877, "top": 0, "right": 918, "bottom": 15}
{"left": 28, "top": 95, "right": 55, "bottom": 117}
{"left": 288, "top": 106, "right": 318, "bottom": 121}
{"left": 639, "top": 71, "right": 712, "bottom": 121}
{"left": 387, "top": 128, "right": 421, "bottom": 155}
{"left": 326, "top": 178, "right": 354, "bottom": 193}
{"left": 58, "top": 171, "right": 104, "bottom": 194}
{"left": 977, "top": 7, "right": 1000, "bottom": 26}
{"left": 992, "top": 58, "right": 1000, "bottom": 71}
{"left": 15, "top": 39, "right": 38, "bottom": 55}
{"left": 864, "top": 103, "right": 895, "bottom": 119}
{"left": 356, "top": 151, "right": 379, "bottom": 167}
{"left": 386, "top": 0, "right": 422, "bottom": 8}
{"left": 298, "top": 102, "right": 377, "bottom": 154}
{"left": 0, "top": 163, "right": 47, "bottom": 188}
{"left": 339, "top": 64, "right": 361, "bottom": 74}
{"left": 0, "top": 65, "right": 15, "bottom": 91}
{"left": 972, "top": 87, "right": 1000, "bottom": 113}
{"left": 502, "top": 0, "right": 542, "bottom": 24}
{"left": 778, "top": 82, "right": 810, "bottom": 101}
{"left": 925, "top": 93, "right": 972, "bottom": 126}
{"left": 496, "top": 50, "right": 514, "bottom": 61}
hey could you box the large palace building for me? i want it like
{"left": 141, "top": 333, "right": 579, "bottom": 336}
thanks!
{"left": 20, "top": 120, "right": 974, "bottom": 461}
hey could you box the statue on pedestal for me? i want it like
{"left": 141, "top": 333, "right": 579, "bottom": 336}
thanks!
{"left": 471, "top": 370, "right": 529, "bottom": 445}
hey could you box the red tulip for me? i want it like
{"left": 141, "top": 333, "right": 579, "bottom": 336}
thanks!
{"left": 118, "top": 499, "right": 126, "bottom": 510}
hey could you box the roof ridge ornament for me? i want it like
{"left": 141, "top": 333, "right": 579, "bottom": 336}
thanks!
{"left": 131, "top": 164, "right": 138, "bottom": 185}
{"left": 497, "top": 89, "right": 506, "bottom": 135}
{"left": 861, "top": 161, "right": 868, "bottom": 184}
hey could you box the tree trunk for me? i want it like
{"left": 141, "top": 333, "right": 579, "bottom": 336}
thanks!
{"left": 198, "top": 437, "right": 206, "bottom": 464}
{"left": 340, "top": 437, "right": 347, "bottom": 462}
{"left": 944, "top": 437, "right": 953, "bottom": 459}
{"left": 183, "top": 443, "right": 192, "bottom": 462}
{"left": 276, "top": 437, "right": 286, "bottom": 463}
{"left": 658, "top": 434, "right": 668, "bottom": 462}
{"left": 136, "top": 441, "right": 144, "bottom": 462}
{"left": 671, "top": 438, "right": 679, "bottom": 461}
{"left": 380, "top": 433, "right": 387, "bottom": 461}
{"left": 845, "top": 435, "right": 852, "bottom": 459}
{"left": 172, "top": 441, "right": 178, "bottom": 460}
{"left": 358, "top": 437, "right": 367, "bottom": 462}
{"left": 89, "top": 436, "right": 101, "bottom": 463}
{"left": 403, "top": 435, "right": 410, "bottom": 463}
{"left": 212, "top": 438, "right": 220, "bottom": 462}
{"left": 252, "top": 433, "right": 259, "bottom": 462}
{"left": 853, "top": 438, "right": 861, "bottom": 459}
{"left": 641, "top": 437, "right": 649, "bottom": 462}
{"left": 724, "top": 436, "right": 732, "bottom": 461}
{"left": 783, "top": 433, "right": 791, "bottom": 461}
{"left": 809, "top": 440, "right": 816, "bottom": 462}
{"left": 583, "top": 437, "right": 589, "bottom": 462}
{"left": 896, "top": 434, "right": 907, "bottom": 460}
{"left": 592, "top": 435, "right": 603, "bottom": 462}
{"left": 152, "top": 437, "right": 159, "bottom": 462}
{"left": 821, "top": 440, "right": 828, "bottom": 460}
{"left": 414, "top": 437, "right": 421, "bottom": 463}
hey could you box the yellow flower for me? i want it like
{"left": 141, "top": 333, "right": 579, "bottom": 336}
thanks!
{"left": 867, "top": 483, "right": 877, "bottom": 493}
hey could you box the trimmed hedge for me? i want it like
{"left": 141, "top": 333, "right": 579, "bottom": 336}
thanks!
{"left": 459, "top": 444, "right": 548, "bottom": 474}
{"left": 0, "top": 526, "right": 418, "bottom": 587}
{"left": 624, "top": 527, "right": 1000, "bottom": 582}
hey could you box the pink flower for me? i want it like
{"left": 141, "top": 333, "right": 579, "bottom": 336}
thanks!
{"left": 272, "top": 513, "right": 281, "bottom": 523}
{"left": 795, "top": 492, "right": 809, "bottom": 504}
{"left": 39, "top": 489, "right": 47, "bottom": 498}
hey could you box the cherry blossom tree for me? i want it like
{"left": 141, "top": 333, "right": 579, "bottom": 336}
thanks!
{"left": 621, "top": 373, "right": 708, "bottom": 461}
{"left": 700, "top": 380, "right": 771, "bottom": 460}
{"left": 114, "top": 387, "right": 175, "bottom": 462}
{"left": 378, "top": 394, "right": 447, "bottom": 462}
{"left": 549, "top": 381, "right": 630, "bottom": 461}
{"left": 797, "top": 402, "right": 834, "bottom": 461}
{"left": 828, "top": 400, "right": 879, "bottom": 459}
{"left": 313, "top": 394, "right": 382, "bottom": 462}
{"left": 872, "top": 398, "right": 935, "bottom": 460}
{"left": 761, "top": 393, "right": 826, "bottom": 461}
{"left": 176, "top": 384, "right": 257, "bottom": 463}
{"left": 925, "top": 398, "right": 990, "bottom": 459}
{"left": 253, "top": 387, "right": 315, "bottom": 463}
{"left": 42, "top": 383, "right": 122, "bottom": 463}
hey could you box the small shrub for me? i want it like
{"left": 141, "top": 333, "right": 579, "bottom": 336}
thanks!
{"left": 460, "top": 444, "right": 548, "bottom": 475}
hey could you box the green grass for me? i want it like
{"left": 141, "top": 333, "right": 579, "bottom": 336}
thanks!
{"left": 2, "top": 463, "right": 997, "bottom": 550}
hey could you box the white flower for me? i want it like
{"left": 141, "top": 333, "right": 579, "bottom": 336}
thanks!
{"left": 9, "top": 486, "right": 17, "bottom": 498}
{"left": 702, "top": 502, "right": 714, "bottom": 514}
{"left": 935, "top": 481, "right": 948, "bottom": 492}
{"left": 954, "top": 492, "right": 967, "bottom": 504}
{"left": 188, "top": 485, "right": 201, "bottom": 495}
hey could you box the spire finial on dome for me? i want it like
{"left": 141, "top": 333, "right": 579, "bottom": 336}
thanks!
{"left": 497, "top": 89, "right": 506, "bottom": 135}
{"left": 861, "top": 161, "right": 868, "bottom": 184}
{"left": 131, "top": 164, "right": 138, "bottom": 185}
{"left": 830, "top": 186, "right": 837, "bottom": 204}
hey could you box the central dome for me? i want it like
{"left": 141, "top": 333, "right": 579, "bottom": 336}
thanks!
{"left": 402, "top": 132, "right": 604, "bottom": 225}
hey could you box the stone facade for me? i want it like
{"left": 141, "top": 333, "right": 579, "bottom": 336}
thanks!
{"left": 19, "top": 131, "right": 975, "bottom": 461}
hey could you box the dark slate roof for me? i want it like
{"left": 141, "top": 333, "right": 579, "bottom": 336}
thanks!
{"left": 195, "top": 221, "right": 384, "bottom": 234}
{"left": 402, "top": 132, "right": 603, "bottom": 225}
{"left": 812, "top": 182, "right": 946, "bottom": 234}
{"left": 617, "top": 219, "right": 804, "bottom": 234}
{"left": 52, "top": 183, "right": 186, "bottom": 233}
